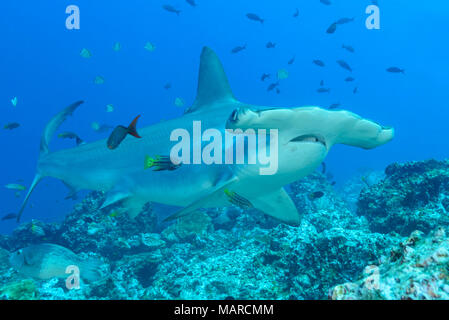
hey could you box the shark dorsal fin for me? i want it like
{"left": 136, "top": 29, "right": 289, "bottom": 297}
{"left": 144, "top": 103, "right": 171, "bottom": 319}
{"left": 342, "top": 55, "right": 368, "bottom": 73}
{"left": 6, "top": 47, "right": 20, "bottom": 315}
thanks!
{"left": 185, "top": 47, "right": 235, "bottom": 114}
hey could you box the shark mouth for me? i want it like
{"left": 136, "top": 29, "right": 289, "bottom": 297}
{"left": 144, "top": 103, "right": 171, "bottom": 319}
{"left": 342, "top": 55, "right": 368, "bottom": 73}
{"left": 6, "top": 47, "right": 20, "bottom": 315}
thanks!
{"left": 290, "top": 134, "right": 327, "bottom": 147}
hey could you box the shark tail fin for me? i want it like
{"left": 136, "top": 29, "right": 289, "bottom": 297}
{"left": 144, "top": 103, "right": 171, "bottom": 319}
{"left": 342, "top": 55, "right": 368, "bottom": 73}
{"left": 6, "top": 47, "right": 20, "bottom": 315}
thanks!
{"left": 16, "top": 174, "right": 43, "bottom": 222}
{"left": 16, "top": 100, "right": 84, "bottom": 223}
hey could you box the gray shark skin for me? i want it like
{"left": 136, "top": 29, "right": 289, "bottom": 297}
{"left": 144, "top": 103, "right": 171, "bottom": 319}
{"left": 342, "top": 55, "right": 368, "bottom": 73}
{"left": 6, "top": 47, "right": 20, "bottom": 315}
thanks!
{"left": 17, "top": 47, "right": 394, "bottom": 225}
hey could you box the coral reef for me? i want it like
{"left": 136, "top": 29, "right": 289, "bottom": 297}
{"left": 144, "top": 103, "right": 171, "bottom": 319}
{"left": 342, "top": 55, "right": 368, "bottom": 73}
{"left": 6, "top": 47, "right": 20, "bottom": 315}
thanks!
{"left": 358, "top": 159, "right": 449, "bottom": 235}
{"left": 1, "top": 159, "right": 449, "bottom": 300}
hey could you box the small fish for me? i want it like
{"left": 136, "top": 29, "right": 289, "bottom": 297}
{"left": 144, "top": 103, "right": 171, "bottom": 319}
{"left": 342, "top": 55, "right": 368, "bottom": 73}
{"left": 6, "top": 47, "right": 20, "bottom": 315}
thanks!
{"left": 277, "top": 69, "right": 289, "bottom": 80}
{"left": 331, "top": 181, "right": 336, "bottom": 186}
{"left": 328, "top": 103, "right": 341, "bottom": 109}
{"left": 57, "top": 132, "right": 84, "bottom": 146}
{"left": 94, "top": 76, "right": 105, "bottom": 85}
{"left": 276, "top": 88, "right": 280, "bottom": 94}
{"left": 10, "top": 97, "right": 18, "bottom": 107}
{"left": 313, "top": 60, "right": 325, "bottom": 67}
{"left": 224, "top": 189, "right": 253, "bottom": 209}
{"left": 345, "top": 76, "right": 355, "bottom": 82}
{"left": 186, "top": 0, "right": 196, "bottom": 7}
{"left": 261, "top": 73, "right": 270, "bottom": 81}
{"left": 113, "top": 42, "right": 121, "bottom": 51}
{"left": 91, "top": 122, "right": 114, "bottom": 133}
{"left": 9, "top": 243, "right": 103, "bottom": 282}
{"left": 336, "top": 17, "right": 355, "bottom": 25}
{"left": 353, "top": 87, "right": 358, "bottom": 94}
{"left": 320, "top": 80, "right": 325, "bottom": 86}
{"left": 164, "top": 82, "right": 172, "bottom": 89}
{"left": 174, "top": 97, "right": 185, "bottom": 107}
{"left": 231, "top": 44, "right": 246, "bottom": 54}
{"left": 267, "top": 82, "right": 279, "bottom": 91}
{"left": 5, "top": 184, "right": 26, "bottom": 191}
{"left": 266, "top": 42, "right": 276, "bottom": 49}
{"left": 14, "top": 192, "right": 21, "bottom": 198}
{"left": 361, "top": 175, "right": 371, "bottom": 187}
{"left": 321, "top": 162, "right": 326, "bottom": 174}
{"left": 1, "top": 213, "right": 17, "bottom": 221}
{"left": 80, "top": 48, "right": 92, "bottom": 58}
{"left": 4, "top": 122, "right": 20, "bottom": 130}
{"left": 337, "top": 60, "right": 352, "bottom": 72}
{"left": 342, "top": 44, "right": 355, "bottom": 53}
{"left": 308, "top": 191, "right": 325, "bottom": 200}
{"left": 386, "top": 67, "right": 405, "bottom": 74}
{"left": 288, "top": 56, "right": 295, "bottom": 65}
{"left": 144, "top": 155, "right": 181, "bottom": 171}
{"left": 326, "top": 22, "right": 337, "bottom": 34}
{"left": 106, "top": 104, "right": 114, "bottom": 112}
{"left": 293, "top": 8, "right": 299, "bottom": 18}
{"left": 317, "top": 88, "right": 330, "bottom": 93}
{"left": 107, "top": 115, "right": 142, "bottom": 150}
{"left": 144, "top": 42, "right": 156, "bottom": 52}
{"left": 246, "top": 13, "right": 264, "bottom": 24}
{"left": 162, "top": 5, "right": 181, "bottom": 15}
{"left": 320, "top": 0, "right": 331, "bottom": 5}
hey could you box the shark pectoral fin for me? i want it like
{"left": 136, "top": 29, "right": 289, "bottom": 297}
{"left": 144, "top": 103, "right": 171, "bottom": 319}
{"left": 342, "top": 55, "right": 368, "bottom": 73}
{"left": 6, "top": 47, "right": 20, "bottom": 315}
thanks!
{"left": 164, "top": 176, "right": 238, "bottom": 222}
{"left": 251, "top": 188, "right": 302, "bottom": 226}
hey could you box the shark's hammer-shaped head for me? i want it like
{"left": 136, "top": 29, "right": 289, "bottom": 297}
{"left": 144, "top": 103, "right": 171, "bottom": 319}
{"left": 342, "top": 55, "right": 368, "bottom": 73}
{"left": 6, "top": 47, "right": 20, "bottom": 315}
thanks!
{"left": 226, "top": 105, "right": 394, "bottom": 181}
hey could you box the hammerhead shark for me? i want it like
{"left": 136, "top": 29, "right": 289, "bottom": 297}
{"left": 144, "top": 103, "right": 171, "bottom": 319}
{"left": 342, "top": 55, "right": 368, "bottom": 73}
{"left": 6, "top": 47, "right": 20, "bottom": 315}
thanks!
{"left": 17, "top": 47, "right": 394, "bottom": 224}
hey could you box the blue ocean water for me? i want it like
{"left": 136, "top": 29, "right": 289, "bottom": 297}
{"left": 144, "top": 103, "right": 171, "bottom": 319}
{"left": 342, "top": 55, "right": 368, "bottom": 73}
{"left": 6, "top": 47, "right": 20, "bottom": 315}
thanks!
{"left": 0, "top": 0, "right": 448, "bottom": 239}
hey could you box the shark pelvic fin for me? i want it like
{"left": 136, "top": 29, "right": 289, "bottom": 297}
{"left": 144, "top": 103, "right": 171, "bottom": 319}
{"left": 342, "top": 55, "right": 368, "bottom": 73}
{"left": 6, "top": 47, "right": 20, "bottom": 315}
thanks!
{"left": 164, "top": 176, "right": 238, "bottom": 222}
{"left": 251, "top": 188, "right": 302, "bottom": 226}
{"left": 185, "top": 47, "right": 236, "bottom": 114}
{"left": 100, "top": 188, "right": 131, "bottom": 209}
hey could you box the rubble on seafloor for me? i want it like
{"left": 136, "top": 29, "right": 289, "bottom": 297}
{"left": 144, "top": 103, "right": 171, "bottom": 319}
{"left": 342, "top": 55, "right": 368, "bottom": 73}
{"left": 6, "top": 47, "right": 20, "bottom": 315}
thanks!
{"left": 0, "top": 159, "right": 449, "bottom": 300}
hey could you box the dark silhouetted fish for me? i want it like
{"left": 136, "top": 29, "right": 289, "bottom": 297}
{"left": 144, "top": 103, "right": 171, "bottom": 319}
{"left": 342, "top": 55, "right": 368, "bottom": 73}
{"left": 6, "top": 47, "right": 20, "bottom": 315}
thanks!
{"left": 164, "top": 82, "right": 172, "bottom": 89}
{"left": 266, "top": 42, "right": 276, "bottom": 49}
{"left": 328, "top": 103, "right": 341, "bottom": 109}
{"left": 1, "top": 213, "right": 17, "bottom": 221}
{"left": 231, "top": 44, "right": 246, "bottom": 54}
{"left": 320, "top": 80, "right": 324, "bottom": 86}
{"left": 261, "top": 73, "right": 270, "bottom": 81}
{"left": 246, "top": 13, "right": 264, "bottom": 24}
{"left": 320, "top": 0, "right": 331, "bottom": 5}
{"left": 342, "top": 44, "right": 355, "bottom": 53}
{"left": 186, "top": 0, "right": 196, "bottom": 7}
{"left": 313, "top": 60, "right": 325, "bottom": 67}
{"left": 4, "top": 122, "right": 20, "bottom": 130}
{"left": 353, "top": 87, "right": 358, "bottom": 94}
{"left": 326, "top": 22, "right": 337, "bottom": 34}
{"left": 293, "top": 8, "right": 299, "bottom": 18}
{"left": 321, "top": 162, "right": 326, "bottom": 174}
{"left": 345, "top": 76, "right": 355, "bottom": 82}
{"left": 267, "top": 82, "right": 279, "bottom": 91}
{"left": 107, "top": 115, "right": 142, "bottom": 150}
{"left": 288, "top": 56, "right": 295, "bottom": 65}
{"left": 317, "top": 88, "right": 331, "bottom": 93}
{"left": 308, "top": 191, "right": 325, "bottom": 200}
{"left": 337, "top": 60, "right": 352, "bottom": 72}
{"left": 276, "top": 88, "right": 280, "bottom": 94}
{"left": 336, "top": 17, "right": 355, "bottom": 25}
{"left": 162, "top": 4, "right": 181, "bottom": 15}
{"left": 58, "top": 132, "right": 85, "bottom": 146}
{"left": 386, "top": 67, "right": 405, "bottom": 74}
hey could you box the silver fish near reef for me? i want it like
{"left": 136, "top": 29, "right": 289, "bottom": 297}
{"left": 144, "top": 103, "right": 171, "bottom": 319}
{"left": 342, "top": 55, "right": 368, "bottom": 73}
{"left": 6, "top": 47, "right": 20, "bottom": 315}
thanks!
{"left": 313, "top": 60, "right": 325, "bottom": 67}
{"left": 9, "top": 243, "right": 103, "bottom": 282}
{"left": 387, "top": 67, "right": 405, "bottom": 74}
{"left": 231, "top": 44, "right": 246, "bottom": 54}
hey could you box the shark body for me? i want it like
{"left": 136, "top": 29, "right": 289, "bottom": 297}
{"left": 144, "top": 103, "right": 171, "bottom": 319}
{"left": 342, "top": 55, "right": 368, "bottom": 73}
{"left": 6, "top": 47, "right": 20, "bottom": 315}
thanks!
{"left": 17, "top": 47, "right": 394, "bottom": 224}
